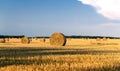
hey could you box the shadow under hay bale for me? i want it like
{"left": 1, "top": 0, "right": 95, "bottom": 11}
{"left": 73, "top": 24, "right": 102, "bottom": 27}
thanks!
{"left": 50, "top": 32, "right": 66, "bottom": 46}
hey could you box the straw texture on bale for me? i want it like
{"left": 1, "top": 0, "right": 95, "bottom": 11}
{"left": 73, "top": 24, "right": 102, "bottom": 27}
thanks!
{"left": 50, "top": 32, "right": 66, "bottom": 46}
{"left": 21, "top": 37, "right": 29, "bottom": 44}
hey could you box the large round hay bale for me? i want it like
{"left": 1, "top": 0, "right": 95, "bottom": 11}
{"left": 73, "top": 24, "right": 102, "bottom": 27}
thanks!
{"left": 50, "top": 32, "right": 66, "bottom": 46}
{"left": 21, "top": 37, "right": 30, "bottom": 44}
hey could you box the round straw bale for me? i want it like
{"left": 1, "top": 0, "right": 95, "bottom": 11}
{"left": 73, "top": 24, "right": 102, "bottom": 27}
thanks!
{"left": 50, "top": 32, "right": 66, "bottom": 46}
{"left": 96, "top": 38, "right": 101, "bottom": 41}
{"left": 0, "top": 38, "right": 5, "bottom": 43}
{"left": 21, "top": 37, "right": 30, "bottom": 44}
{"left": 103, "top": 37, "right": 107, "bottom": 41}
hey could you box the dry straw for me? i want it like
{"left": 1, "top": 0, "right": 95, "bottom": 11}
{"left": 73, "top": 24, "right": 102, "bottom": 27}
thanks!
{"left": 50, "top": 32, "right": 66, "bottom": 46}
{"left": 21, "top": 37, "right": 30, "bottom": 44}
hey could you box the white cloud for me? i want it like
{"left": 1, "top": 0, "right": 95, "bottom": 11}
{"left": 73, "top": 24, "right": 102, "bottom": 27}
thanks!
{"left": 78, "top": 0, "right": 120, "bottom": 20}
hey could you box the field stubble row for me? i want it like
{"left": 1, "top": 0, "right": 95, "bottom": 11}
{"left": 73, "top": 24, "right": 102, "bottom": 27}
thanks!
{"left": 0, "top": 45, "right": 120, "bottom": 71}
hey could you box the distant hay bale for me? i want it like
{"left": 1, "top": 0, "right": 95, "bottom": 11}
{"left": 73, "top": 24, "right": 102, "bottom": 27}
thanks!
{"left": 0, "top": 38, "right": 5, "bottom": 43}
{"left": 21, "top": 37, "right": 30, "bottom": 44}
{"left": 50, "top": 32, "right": 66, "bottom": 46}
{"left": 103, "top": 37, "right": 107, "bottom": 41}
{"left": 96, "top": 38, "right": 101, "bottom": 41}
{"left": 6, "top": 38, "right": 9, "bottom": 41}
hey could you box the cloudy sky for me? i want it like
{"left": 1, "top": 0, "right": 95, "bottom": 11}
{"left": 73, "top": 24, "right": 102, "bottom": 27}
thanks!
{"left": 0, "top": 0, "right": 120, "bottom": 37}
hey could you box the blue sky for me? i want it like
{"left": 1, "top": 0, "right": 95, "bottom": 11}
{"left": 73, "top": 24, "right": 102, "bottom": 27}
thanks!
{"left": 0, "top": 0, "right": 120, "bottom": 37}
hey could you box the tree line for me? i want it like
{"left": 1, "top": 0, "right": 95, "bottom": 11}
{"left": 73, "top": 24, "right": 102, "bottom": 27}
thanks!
{"left": 0, "top": 35, "right": 120, "bottom": 39}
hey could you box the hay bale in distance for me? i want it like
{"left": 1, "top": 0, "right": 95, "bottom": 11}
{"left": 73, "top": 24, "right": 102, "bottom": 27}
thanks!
{"left": 50, "top": 32, "right": 66, "bottom": 46}
{"left": 96, "top": 38, "right": 101, "bottom": 41}
{"left": 0, "top": 38, "right": 5, "bottom": 43}
{"left": 21, "top": 37, "right": 30, "bottom": 44}
{"left": 103, "top": 37, "right": 107, "bottom": 41}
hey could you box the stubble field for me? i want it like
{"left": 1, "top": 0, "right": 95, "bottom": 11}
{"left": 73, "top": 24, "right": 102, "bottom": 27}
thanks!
{"left": 0, "top": 38, "right": 120, "bottom": 71}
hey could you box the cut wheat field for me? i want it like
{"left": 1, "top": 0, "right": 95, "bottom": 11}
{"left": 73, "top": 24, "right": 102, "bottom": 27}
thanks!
{"left": 0, "top": 38, "right": 120, "bottom": 71}
{"left": 0, "top": 44, "right": 120, "bottom": 71}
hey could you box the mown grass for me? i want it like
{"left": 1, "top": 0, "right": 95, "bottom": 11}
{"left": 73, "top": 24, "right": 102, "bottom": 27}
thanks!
{"left": 0, "top": 45, "right": 120, "bottom": 71}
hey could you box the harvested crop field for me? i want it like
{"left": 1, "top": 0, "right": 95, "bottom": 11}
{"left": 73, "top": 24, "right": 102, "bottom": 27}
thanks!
{"left": 0, "top": 44, "right": 120, "bottom": 71}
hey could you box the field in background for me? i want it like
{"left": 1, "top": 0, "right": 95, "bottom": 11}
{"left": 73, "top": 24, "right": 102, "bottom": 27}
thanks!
{"left": 0, "top": 38, "right": 120, "bottom": 71}
{"left": 0, "top": 38, "right": 120, "bottom": 47}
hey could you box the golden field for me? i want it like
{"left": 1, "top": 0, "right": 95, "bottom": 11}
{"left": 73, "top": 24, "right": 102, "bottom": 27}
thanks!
{"left": 0, "top": 38, "right": 120, "bottom": 71}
